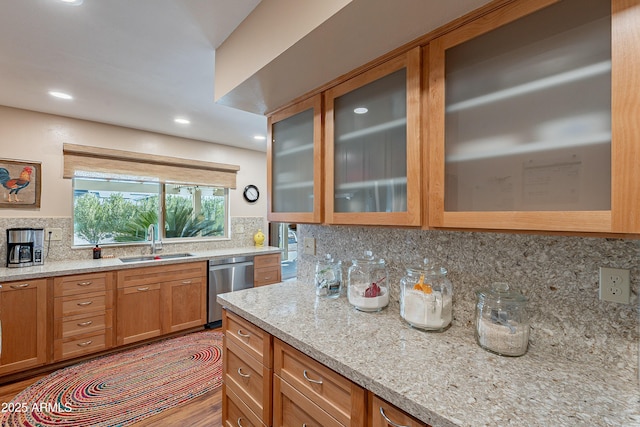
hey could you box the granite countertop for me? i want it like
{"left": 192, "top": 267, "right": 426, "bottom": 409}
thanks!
{"left": 217, "top": 280, "right": 640, "bottom": 427}
{"left": 0, "top": 246, "right": 282, "bottom": 282}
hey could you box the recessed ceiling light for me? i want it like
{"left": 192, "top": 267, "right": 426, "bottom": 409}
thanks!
{"left": 58, "top": 0, "right": 84, "bottom": 5}
{"left": 354, "top": 107, "right": 368, "bottom": 114}
{"left": 253, "top": 135, "right": 266, "bottom": 140}
{"left": 49, "top": 91, "right": 73, "bottom": 100}
{"left": 174, "top": 118, "right": 190, "bottom": 125}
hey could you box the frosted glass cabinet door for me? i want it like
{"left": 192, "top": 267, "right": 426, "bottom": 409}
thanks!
{"left": 267, "top": 95, "right": 322, "bottom": 223}
{"left": 427, "top": 0, "right": 639, "bottom": 233}
{"left": 325, "top": 48, "right": 421, "bottom": 226}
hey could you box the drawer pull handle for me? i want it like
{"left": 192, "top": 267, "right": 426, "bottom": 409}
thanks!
{"left": 137, "top": 287, "right": 150, "bottom": 291}
{"left": 181, "top": 280, "right": 192, "bottom": 285}
{"left": 237, "top": 367, "right": 251, "bottom": 379}
{"left": 236, "top": 417, "right": 245, "bottom": 427}
{"left": 77, "top": 320, "right": 93, "bottom": 327}
{"left": 10, "top": 283, "right": 30, "bottom": 289}
{"left": 237, "top": 329, "right": 250, "bottom": 338}
{"left": 264, "top": 276, "right": 272, "bottom": 280}
{"left": 77, "top": 281, "right": 92, "bottom": 286}
{"left": 77, "top": 301, "right": 93, "bottom": 307}
{"left": 77, "top": 340, "right": 93, "bottom": 347}
{"left": 303, "top": 370, "right": 323, "bottom": 385}
{"left": 379, "top": 407, "right": 410, "bottom": 427}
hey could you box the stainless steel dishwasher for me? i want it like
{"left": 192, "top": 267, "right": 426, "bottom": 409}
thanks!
{"left": 206, "top": 255, "right": 254, "bottom": 327}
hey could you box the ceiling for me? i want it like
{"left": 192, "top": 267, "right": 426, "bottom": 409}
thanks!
{"left": 0, "top": 0, "right": 268, "bottom": 152}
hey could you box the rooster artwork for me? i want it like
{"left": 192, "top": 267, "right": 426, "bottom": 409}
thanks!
{"left": 0, "top": 164, "right": 37, "bottom": 206}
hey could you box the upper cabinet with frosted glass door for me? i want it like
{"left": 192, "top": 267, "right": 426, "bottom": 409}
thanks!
{"left": 324, "top": 47, "right": 422, "bottom": 226}
{"left": 267, "top": 94, "right": 323, "bottom": 223}
{"left": 428, "top": 0, "right": 640, "bottom": 234}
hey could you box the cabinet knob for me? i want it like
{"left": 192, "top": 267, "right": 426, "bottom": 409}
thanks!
{"left": 302, "top": 369, "right": 323, "bottom": 385}
{"left": 379, "top": 407, "right": 409, "bottom": 427}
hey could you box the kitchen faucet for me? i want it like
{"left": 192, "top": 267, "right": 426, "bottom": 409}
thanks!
{"left": 147, "top": 223, "right": 162, "bottom": 254}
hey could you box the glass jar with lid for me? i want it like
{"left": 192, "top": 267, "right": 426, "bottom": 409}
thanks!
{"left": 314, "top": 254, "right": 342, "bottom": 298}
{"left": 400, "top": 258, "right": 453, "bottom": 331}
{"left": 475, "top": 282, "right": 530, "bottom": 356}
{"left": 347, "top": 250, "right": 388, "bottom": 312}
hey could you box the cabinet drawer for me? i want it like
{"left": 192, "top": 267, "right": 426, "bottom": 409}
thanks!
{"left": 55, "top": 311, "right": 112, "bottom": 340}
{"left": 370, "top": 394, "right": 427, "bottom": 427}
{"left": 54, "top": 273, "right": 109, "bottom": 297}
{"left": 224, "top": 311, "right": 272, "bottom": 368}
{"left": 55, "top": 291, "right": 111, "bottom": 317}
{"left": 117, "top": 262, "right": 206, "bottom": 288}
{"left": 274, "top": 338, "right": 365, "bottom": 427}
{"left": 274, "top": 374, "right": 343, "bottom": 427}
{"left": 224, "top": 385, "right": 266, "bottom": 427}
{"left": 254, "top": 267, "right": 280, "bottom": 287}
{"left": 54, "top": 331, "right": 110, "bottom": 361}
{"left": 254, "top": 253, "right": 280, "bottom": 269}
{"left": 224, "top": 339, "right": 272, "bottom": 424}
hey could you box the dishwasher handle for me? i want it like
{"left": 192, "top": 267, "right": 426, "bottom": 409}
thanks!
{"left": 209, "top": 261, "right": 254, "bottom": 271}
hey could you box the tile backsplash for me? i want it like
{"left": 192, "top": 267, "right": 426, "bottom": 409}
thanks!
{"left": 0, "top": 216, "right": 265, "bottom": 262}
{"left": 297, "top": 224, "right": 639, "bottom": 382}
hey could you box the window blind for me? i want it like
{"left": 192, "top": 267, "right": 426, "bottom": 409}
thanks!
{"left": 63, "top": 143, "right": 239, "bottom": 188}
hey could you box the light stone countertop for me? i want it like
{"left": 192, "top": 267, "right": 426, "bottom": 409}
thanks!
{"left": 0, "top": 246, "right": 282, "bottom": 282}
{"left": 218, "top": 280, "right": 640, "bottom": 427}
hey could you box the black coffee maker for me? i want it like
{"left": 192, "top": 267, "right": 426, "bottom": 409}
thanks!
{"left": 6, "top": 228, "right": 44, "bottom": 268}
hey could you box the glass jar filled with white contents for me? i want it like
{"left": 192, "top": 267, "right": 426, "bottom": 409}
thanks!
{"left": 475, "top": 282, "right": 530, "bottom": 356}
{"left": 347, "top": 250, "right": 388, "bottom": 312}
{"left": 400, "top": 258, "right": 453, "bottom": 331}
{"left": 314, "top": 254, "right": 342, "bottom": 298}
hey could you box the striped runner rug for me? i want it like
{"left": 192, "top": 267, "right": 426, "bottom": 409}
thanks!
{"left": 1, "top": 329, "right": 223, "bottom": 427}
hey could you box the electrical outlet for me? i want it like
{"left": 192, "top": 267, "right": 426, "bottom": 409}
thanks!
{"left": 303, "top": 237, "right": 315, "bottom": 255}
{"left": 46, "top": 228, "right": 63, "bottom": 241}
{"left": 599, "top": 267, "right": 630, "bottom": 304}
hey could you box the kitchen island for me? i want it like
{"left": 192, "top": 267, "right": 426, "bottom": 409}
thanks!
{"left": 218, "top": 280, "right": 640, "bottom": 427}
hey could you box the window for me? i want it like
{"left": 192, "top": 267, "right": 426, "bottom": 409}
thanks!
{"left": 73, "top": 176, "right": 228, "bottom": 246}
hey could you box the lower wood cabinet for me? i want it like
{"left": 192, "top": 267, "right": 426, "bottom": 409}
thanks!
{"left": 53, "top": 272, "right": 114, "bottom": 361}
{"left": 0, "top": 279, "right": 47, "bottom": 376}
{"left": 254, "top": 253, "right": 282, "bottom": 287}
{"left": 116, "top": 261, "right": 207, "bottom": 346}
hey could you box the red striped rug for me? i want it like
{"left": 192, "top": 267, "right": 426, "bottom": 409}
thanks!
{"left": 1, "top": 329, "right": 223, "bottom": 427}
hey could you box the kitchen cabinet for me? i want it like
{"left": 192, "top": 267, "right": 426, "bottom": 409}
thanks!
{"left": 0, "top": 279, "right": 47, "bottom": 376}
{"left": 370, "top": 394, "right": 427, "bottom": 427}
{"left": 324, "top": 47, "right": 422, "bottom": 226}
{"left": 427, "top": 0, "right": 640, "bottom": 234}
{"left": 166, "top": 271, "right": 206, "bottom": 333}
{"left": 116, "top": 261, "right": 207, "bottom": 345}
{"left": 53, "top": 272, "right": 114, "bottom": 361}
{"left": 268, "top": 94, "right": 323, "bottom": 223}
{"left": 274, "top": 338, "right": 366, "bottom": 427}
{"left": 222, "top": 310, "right": 273, "bottom": 426}
{"left": 254, "top": 253, "right": 282, "bottom": 287}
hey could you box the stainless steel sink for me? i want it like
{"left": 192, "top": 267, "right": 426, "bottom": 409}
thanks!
{"left": 119, "top": 253, "right": 194, "bottom": 263}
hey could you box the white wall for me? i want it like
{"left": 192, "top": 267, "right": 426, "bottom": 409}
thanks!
{"left": 0, "top": 106, "right": 267, "bottom": 219}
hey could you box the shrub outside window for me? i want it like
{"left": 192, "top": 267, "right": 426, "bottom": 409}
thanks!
{"left": 73, "top": 176, "right": 228, "bottom": 246}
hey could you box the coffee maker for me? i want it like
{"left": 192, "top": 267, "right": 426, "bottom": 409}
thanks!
{"left": 6, "top": 228, "right": 44, "bottom": 268}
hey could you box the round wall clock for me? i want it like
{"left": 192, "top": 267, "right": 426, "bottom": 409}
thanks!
{"left": 243, "top": 184, "right": 259, "bottom": 203}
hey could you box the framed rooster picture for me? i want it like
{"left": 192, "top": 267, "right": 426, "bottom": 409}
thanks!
{"left": 0, "top": 159, "right": 41, "bottom": 209}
